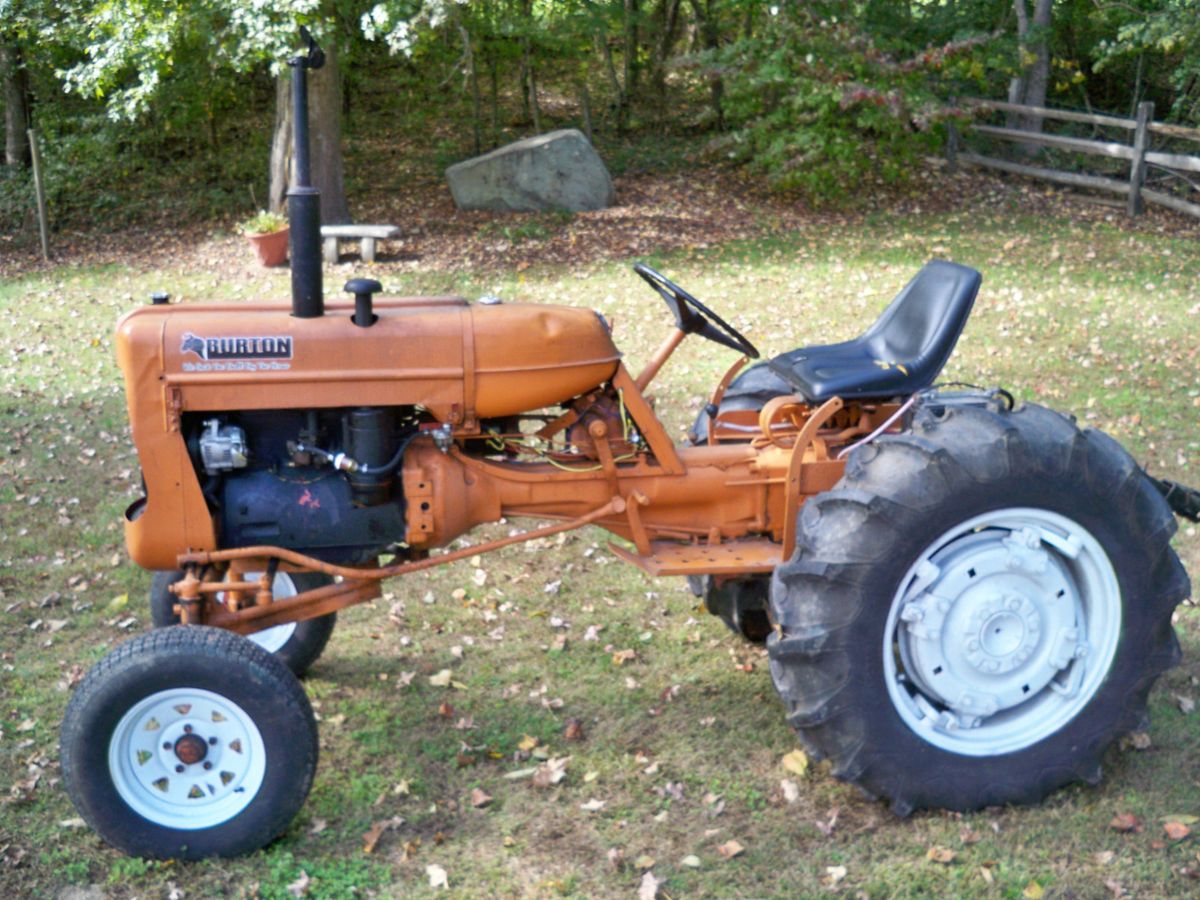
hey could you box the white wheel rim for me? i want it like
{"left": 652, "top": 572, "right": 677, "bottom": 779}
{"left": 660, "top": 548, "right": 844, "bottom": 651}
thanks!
{"left": 219, "top": 572, "right": 298, "bottom": 655}
{"left": 884, "top": 507, "right": 1121, "bottom": 756}
{"left": 108, "top": 687, "right": 267, "bottom": 829}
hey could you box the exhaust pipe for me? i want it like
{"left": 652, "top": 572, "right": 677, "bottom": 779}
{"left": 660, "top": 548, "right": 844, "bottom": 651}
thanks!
{"left": 288, "top": 26, "right": 324, "bottom": 319}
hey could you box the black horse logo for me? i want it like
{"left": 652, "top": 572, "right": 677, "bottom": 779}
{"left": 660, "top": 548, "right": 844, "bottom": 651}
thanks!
{"left": 180, "top": 333, "right": 206, "bottom": 359}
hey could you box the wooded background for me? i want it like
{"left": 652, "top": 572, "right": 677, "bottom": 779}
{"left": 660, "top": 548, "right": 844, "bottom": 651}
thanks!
{"left": 2, "top": 0, "right": 1198, "bottom": 230}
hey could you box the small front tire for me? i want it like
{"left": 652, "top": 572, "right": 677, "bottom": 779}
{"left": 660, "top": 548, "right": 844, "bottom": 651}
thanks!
{"left": 61, "top": 626, "right": 318, "bottom": 859}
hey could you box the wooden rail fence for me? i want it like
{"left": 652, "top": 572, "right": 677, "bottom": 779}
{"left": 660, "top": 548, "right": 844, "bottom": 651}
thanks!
{"left": 947, "top": 98, "right": 1200, "bottom": 220}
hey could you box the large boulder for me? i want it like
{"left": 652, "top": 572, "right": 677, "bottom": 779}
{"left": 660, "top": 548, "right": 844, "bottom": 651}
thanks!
{"left": 445, "top": 129, "right": 615, "bottom": 213}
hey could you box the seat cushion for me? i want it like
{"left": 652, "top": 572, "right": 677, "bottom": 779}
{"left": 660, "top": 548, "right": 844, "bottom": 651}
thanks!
{"left": 768, "top": 260, "right": 981, "bottom": 402}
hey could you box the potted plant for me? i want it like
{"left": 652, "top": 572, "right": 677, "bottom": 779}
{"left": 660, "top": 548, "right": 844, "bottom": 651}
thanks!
{"left": 241, "top": 210, "right": 289, "bottom": 267}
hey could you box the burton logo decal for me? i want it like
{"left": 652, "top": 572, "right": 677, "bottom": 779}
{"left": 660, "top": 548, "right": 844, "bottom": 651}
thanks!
{"left": 180, "top": 333, "right": 294, "bottom": 361}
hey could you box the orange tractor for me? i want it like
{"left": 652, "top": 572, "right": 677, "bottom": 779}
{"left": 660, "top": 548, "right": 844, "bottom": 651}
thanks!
{"left": 61, "top": 32, "right": 1199, "bottom": 859}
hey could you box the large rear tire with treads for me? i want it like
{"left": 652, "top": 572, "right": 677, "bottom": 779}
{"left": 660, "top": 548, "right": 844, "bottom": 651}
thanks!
{"left": 767, "top": 398, "right": 1189, "bottom": 814}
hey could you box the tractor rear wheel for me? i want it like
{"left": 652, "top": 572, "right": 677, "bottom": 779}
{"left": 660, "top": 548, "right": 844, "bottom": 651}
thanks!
{"left": 767, "top": 398, "right": 1189, "bottom": 814}
{"left": 151, "top": 570, "right": 336, "bottom": 676}
{"left": 61, "top": 626, "right": 318, "bottom": 859}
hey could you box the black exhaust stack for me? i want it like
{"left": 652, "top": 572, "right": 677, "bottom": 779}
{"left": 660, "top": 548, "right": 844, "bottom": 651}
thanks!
{"left": 289, "top": 26, "right": 325, "bottom": 319}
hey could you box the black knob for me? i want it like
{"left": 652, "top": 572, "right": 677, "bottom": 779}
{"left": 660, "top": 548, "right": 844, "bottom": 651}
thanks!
{"left": 345, "top": 278, "right": 381, "bottom": 328}
{"left": 150, "top": 291, "right": 170, "bottom": 305}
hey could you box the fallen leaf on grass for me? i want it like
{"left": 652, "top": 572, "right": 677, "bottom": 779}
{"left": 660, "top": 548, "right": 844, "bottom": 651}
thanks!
{"left": 1094, "top": 851, "right": 1115, "bottom": 865}
{"left": 611, "top": 648, "right": 637, "bottom": 666}
{"left": 429, "top": 669, "right": 453, "bottom": 687}
{"left": 638, "top": 870, "right": 661, "bottom": 900}
{"left": 960, "top": 828, "right": 982, "bottom": 845}
{"left": 717, "top": 839, "right": 745, "bottom": 860}
{"left": 426, "top": 864, "right": 448, "bottom": 889}
{"left": 286, "top": 871, "right": 310, "bottom": 898}
{"left": 518, "top": 734, "right": 539, "bottom": 752}
{"left": 780, "top": 779, "right": 800, "bottom": 804}
{"left": 1177, "top": 695, "right": 1195, "bottom": 714}
{"left": 1110, "top": 813, "right": 1143, "bottom": 833}
{"left": 1126, "top": 732, "right": 1152, "bottom": 751}
{"left": 58, "top": 818, "right": 85, "bottom": 829}
{"left": 563, "top": 717, "right": 585, "bottom": 741}
{"left": 781, "top": 749, "right": 808, "bottom": 778}
{"left": 362, "top": 816, "right": 404, "bottom": 853}
{"left": 633, "top": 854, "right": 655, "bottom": 870}
{"left": 814, "top": 806, "right": 840, "bottom": 837}
{"left": 824, "top": 865, "right": 847, "bottom": 887}
{"left": 470, "top": 788, "right": 492, "bottom": 808}
{"left": 681, "top": 854, "right": 701, "bottom": 869}
{"left": 926, "top": 846, "right": 956, "bottom": 864}
{"left": 1164, "top": 821, "right": 1191, "bottom": 841}
{"left": 532, "top": 756, "right": 570, "bottom": 788}
{"left": 1023, "top": 881, "right": 1044, "bottom": 899}
{"left": 308, "top": 818, "right": 327, "bottom": 835}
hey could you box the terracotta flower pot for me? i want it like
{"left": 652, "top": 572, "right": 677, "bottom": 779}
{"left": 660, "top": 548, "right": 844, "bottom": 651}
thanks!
{"left": 246, "top": 227, "right": 290, "bottom": 267}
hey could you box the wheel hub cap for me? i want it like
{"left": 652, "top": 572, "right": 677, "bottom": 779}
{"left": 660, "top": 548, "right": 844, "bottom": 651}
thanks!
{"left": 173, "top": 733, "right": 208, "bottom": 766}
{"left": 885, "top": 509, "right": 1121, "bottom": 755}
{"left": 965, "top": 594, "right": 1040, "bottom": 673}
{"left": 109, "top": 688, "right": 266, "bottom": 829}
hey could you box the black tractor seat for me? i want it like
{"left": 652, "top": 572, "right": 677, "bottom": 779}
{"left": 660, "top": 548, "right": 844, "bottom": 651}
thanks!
{"left": 768, "top": 260, "right": 981, "bottom": 403}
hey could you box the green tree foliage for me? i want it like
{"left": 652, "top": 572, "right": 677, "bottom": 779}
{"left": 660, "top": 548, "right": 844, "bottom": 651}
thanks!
{"left": 58, "top": 0, "right": 323, "bottom": 121}
{"left": 706, "top": 2, "right": 994, "bottom": 201}
{"left": 1093, "top": 0, "right": 1200, "bottom": 120}
{"left": 2, "top": 0, "right": 1198, "bottom": 226}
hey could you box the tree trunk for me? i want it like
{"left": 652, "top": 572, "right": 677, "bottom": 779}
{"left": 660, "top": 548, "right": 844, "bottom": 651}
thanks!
{"left": 1009, "top": 0, "right": 1053, "bottom": 136}
{"left": 268, "top": 76, "right": 292, "bottom": 215}
{"left": 649, "top": 0, "right": 683, "bottom": 115}
{"left": 623, "top": 0, "right": 640, "bottom": 109}
{"left": 528, "top": 63, "right": 542, "bottom": 134}
{"left": 598, "top": 30, "right": 627, "bottom": 135}
{"left": 580, "top": 81, "right": 593, "bottom": 143}
{"left": 2, "top": 42, "right": 31, "bottom": 169}
{"left": 268, "top": 41, "right": 351, "bottom": 224}
{"left": 489, "top": 55, "right": 499, "bottom": 141}
{"left": 688, "top": 0, "right": 724, "bottom": 130}
{"left": 1021, "top": 0, "right": 1053, "bottom": 127}
{"left": 459, "top": 24, "right": 482, "bottom": 154}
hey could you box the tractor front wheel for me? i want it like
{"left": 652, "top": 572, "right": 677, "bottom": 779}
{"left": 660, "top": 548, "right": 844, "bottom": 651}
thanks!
{"left": 60, "top": 626, "right": 318, "bottom": 859}
{"left": 689, "top": 575, "right": 772, "bottom": 643}
{"left": 151, "top": 570, "right": 336, "bottom": 676}
{"left": 768, "top": 399, "right": 1189, "bottom": 813}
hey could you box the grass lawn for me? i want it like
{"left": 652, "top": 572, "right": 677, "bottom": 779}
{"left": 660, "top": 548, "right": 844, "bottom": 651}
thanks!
{"left": 1, "top": 191, "right": 1198, "bottom": 898}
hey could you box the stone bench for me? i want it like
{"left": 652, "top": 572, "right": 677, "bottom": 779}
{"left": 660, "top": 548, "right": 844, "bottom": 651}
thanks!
{"left": 321, "top": 224, "right": 400, "bottom": 264}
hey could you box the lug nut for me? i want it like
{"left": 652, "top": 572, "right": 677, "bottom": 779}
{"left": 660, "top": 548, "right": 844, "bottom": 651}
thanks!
{"left": 209, "top": 737, "right": 218, "bottom": 745}
{"left": 203, "top": 762, "right": 213, "bottom": 770}
{"left": 183, "top": 725, "right": 193, "bottom": 734}
{"left": 163, "top": 742, "right": 172, "bottom": 750}
{"left": 175, "top": 764, "right": 185, "bottom": 773}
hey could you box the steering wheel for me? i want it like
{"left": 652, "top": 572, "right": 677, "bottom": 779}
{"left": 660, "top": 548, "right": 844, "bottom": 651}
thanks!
{"left": 634, "top": 263, "right": 760, "bottom": 359}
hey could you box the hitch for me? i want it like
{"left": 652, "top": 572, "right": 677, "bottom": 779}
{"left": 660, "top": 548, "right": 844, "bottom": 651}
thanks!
{"left": 1147, "top": 473, "right": 1200, "bottom": 523}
